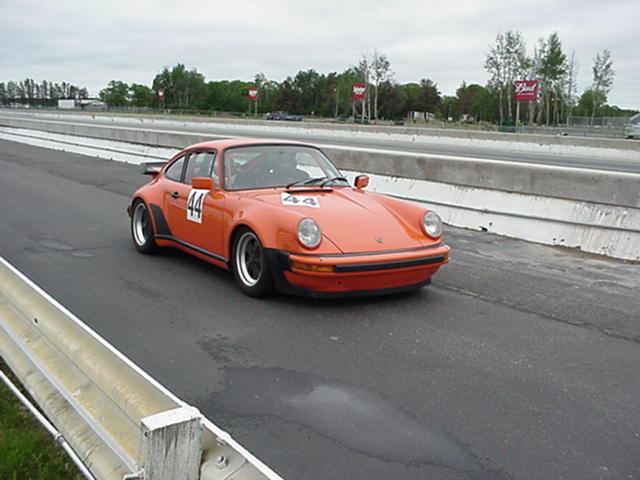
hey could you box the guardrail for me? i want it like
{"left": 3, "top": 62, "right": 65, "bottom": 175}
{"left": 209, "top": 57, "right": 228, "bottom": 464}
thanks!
{"left": 0, "top": 257, "right": 283, "bottom": 480}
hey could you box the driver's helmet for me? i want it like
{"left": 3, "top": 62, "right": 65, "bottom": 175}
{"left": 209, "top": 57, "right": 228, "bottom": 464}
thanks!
{"left": 276, "top": 152, "right": 297, "bottom": 172}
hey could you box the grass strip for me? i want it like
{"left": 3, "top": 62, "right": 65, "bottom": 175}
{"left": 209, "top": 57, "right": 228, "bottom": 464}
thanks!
{"left": 0, "top": 358, "right": 83, "bottom": 480}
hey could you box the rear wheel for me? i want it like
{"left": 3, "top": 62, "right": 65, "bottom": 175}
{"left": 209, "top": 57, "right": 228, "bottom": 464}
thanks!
{"left": 232, "top": 228, "right": 274, "bottom": 297}
{"left": 131, "top": 200, "right": 158, "bottom": 254}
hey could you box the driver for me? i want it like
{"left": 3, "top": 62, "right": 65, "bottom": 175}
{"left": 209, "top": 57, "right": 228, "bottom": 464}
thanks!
{"left": 276, "top": 154, "right": 309, "bottom": 184}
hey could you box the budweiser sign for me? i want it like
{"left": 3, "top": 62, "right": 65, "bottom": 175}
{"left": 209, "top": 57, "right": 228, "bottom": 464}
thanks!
{"left": 514, "top": 80, "right": 538, "bottom": 101}
{"left": 352, "top": 83, "right": 366, "bottom": 100}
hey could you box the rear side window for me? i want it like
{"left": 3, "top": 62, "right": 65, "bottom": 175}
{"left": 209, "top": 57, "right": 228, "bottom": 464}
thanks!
{"left": 165, "top": 155, "right": 186, "bottom": 182}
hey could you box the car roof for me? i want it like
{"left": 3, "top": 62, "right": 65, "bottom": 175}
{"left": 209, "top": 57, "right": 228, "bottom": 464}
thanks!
{"left": 183, "top": 138, "right": 313, "bottom": 152}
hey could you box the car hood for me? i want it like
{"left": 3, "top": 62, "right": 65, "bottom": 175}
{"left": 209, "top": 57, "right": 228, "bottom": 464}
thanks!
{"left": 249, "top": 188, "right": 430, "bottom": 253}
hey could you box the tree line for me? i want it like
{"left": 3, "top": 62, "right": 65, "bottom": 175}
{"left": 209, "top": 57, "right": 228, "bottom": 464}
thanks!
{"left": 0, "top": 79, "right": 88, "bottom": 106}
{"left": 97, "top": 35, "right": 634, "bottom": 125}
{"left": 97, "top": 59, "right": 450, "bottom": 122}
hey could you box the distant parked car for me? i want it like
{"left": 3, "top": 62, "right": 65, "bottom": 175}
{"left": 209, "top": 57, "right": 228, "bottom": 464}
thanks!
{"left": 266, "top": 111, "right": 304, "bottom": 121}
{"left": 625, "top": 124, "right": 640, "bottom": 139}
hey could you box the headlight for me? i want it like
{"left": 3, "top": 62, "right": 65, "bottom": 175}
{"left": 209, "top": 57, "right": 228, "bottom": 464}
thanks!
{"left": 297, "top": 218, "right": 322, "bottom": 248}
{"left": 422, "top": 211, "right": 443, "bottom": 238}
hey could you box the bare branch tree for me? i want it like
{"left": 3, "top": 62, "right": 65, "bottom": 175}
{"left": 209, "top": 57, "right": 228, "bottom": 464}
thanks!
{"left": 485, "top": 31, "right": 528, "bottom": 124}
{"left": 590, "top": 49, "right": 614, "bottom": 123}
{"left": 370, "top": 49, "right": 393, "bottom": 120}
{"left": 563, "top": 52, "right": 578, "bottom": 125}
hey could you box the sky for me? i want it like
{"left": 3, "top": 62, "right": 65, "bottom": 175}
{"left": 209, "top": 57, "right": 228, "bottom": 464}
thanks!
{"left": 1, "top": 0, "right": 638, "bottom": 109}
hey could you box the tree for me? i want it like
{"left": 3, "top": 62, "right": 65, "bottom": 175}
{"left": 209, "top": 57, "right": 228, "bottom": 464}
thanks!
{"left": 456, "top": 83, "right": 491, "bottom": 122}
{"left": 590, "top": 49, "right": 614, "bottom": 123}
{"left": 252, "top": 72, "right": 269, "bottom": 113}
{"left": 370, "top": 50, "right": 393, "bottom": 120}
{"left": 536, "top": 33, "right": 567, "bottom": 125}
{"left": 206, "top": 80, "right": 253, "bottom": 113}
{"left": 355, "top": 55, "right": 371, "bottom": 119}
{"left": 151, "top": 64, "right": 207, "bottom": 109}
{"left": 319, "top": 72, "right": 339, "bottom": 118}
{"left": 271, "top": 77, "right": 298, "bottom": 113}
{"left": 485, "top": 31, "right": 528, "bottom": 123}
{"left": 293, "top": 69, "right": 322, "bottom": 114}
{"left": 377, "top": 81, "right": 406, "bottom": 119}
{"left": 99, "top": 80, "right": 130, "bottom": 107}
{"left": 563, "top": 52, "right": 579, "bottom": 124}
{"left": 335, "top": 68, "right": 361, "bottom": 118}
{"left": 21, "top": 79, "right": 36, "bottom": 105}
{"left": 442, "top": 96, "right": 459, "bottom": 121}
{"left": 417, "top": 79, "right": 442, "bottom": 116}
{"left": 130, "top": 84, "right": 155, "bottom": 107}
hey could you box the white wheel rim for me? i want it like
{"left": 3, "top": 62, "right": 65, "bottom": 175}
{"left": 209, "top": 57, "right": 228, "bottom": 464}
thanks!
{"left": 132, "top": 203, "right": 150, "bottom": 246}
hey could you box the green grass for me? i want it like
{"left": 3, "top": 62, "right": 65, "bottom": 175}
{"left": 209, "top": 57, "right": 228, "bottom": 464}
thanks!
{"left": 0, "top": 360, "right": 82, "bottom": 480}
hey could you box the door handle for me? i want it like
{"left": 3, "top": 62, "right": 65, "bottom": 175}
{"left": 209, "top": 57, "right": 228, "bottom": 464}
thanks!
{"left": 170, "top": 191, "right": 180, "bottom": 199}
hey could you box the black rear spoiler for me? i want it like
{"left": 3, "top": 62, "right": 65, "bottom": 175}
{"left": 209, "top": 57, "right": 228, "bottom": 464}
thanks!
{"left": 139, "top": 161, "right": 166, "bottom": 175}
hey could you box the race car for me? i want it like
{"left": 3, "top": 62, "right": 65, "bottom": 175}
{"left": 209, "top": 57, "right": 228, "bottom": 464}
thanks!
{"left": 128, "top": 139, "right": 450, "bottom": 297}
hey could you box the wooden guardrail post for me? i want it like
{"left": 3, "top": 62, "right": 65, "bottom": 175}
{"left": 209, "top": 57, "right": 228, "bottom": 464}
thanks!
{"left": 139, "top": 407, "right": 203, "bottom": 480}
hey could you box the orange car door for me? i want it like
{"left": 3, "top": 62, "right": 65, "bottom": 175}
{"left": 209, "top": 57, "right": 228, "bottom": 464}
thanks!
{"left": 162, "top": 153, "right": 190, "bottom": 239}
{"left": 165, "top": 151, "right": 225, "bottom": 259}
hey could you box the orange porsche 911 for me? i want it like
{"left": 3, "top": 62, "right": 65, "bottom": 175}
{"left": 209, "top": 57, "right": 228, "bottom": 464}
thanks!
{"left": 128, "top": 139, "right": 450, "bottom": 297}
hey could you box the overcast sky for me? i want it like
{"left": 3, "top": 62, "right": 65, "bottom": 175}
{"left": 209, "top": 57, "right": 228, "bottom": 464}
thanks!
{"left": 1, "top": 0, "right": 638, "bottom": 109}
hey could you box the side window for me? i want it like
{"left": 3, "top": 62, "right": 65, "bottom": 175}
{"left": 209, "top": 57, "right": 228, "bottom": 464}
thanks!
{"left": 209, "top": 153, "right": 219, "bottom": 187}
{"left": 165, "top": 155, "right": 186, "bottom": 182}
{"left": 296, "top": 151, "right": 321, "bottom": 177}
{"left": 184, "top": 151, "right": 217, "bottom": 185}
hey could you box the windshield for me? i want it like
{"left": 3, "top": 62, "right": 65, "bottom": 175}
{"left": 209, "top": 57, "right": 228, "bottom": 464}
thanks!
{"left": 223, "top": 145, "right": 346, "bottom": 191}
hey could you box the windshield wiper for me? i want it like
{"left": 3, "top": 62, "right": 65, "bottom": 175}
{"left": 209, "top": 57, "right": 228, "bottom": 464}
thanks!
{"left": 319, "top": 176, "right": 348, "bottom": 187}
{"left": 285, "top": 177, "right": 328, "bottom": 188}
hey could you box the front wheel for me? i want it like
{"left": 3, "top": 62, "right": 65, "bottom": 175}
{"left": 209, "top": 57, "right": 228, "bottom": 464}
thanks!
{"left": 131, "top": 200, "right": 158, "bottom": 254}
{"left": 232, "top": 228, "right": 274, "bottom": 297}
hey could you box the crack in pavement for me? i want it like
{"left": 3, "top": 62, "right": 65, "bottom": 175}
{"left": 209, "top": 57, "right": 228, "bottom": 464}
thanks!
{"left": 433, "top": 281, "right": 640, "bottom": 345}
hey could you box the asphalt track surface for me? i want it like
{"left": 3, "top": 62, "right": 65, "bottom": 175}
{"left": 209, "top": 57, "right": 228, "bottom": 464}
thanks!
{"left": 2, "top": 110, "right": 640, "bottom": 173}
{"left": 1, "top": 140, "right": 639, "bottom": 480}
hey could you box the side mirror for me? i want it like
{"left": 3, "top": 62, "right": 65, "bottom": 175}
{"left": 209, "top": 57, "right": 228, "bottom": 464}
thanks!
{"left": 354, "top": 175, "right": 369, "bottom": 190}
{"left": 192, "top": 177, "right": 214, "bottom": 191}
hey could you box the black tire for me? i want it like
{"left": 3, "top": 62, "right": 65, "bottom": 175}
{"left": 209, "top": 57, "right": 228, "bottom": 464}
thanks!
{"left": 130, "top": 199, "right": 158, "bottom": 254}
{"left": 231, "top": 227, "right": 274, "bottom": 297}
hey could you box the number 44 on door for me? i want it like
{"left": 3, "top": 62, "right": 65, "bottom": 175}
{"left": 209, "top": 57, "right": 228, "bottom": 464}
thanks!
{"left": 187, "top": 189, "right": 208, "bottom": 223}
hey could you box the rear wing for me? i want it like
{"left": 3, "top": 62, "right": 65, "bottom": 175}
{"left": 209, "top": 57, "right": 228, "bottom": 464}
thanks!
{"left": 139, "top": 161, "right": 166, "bottom": 175}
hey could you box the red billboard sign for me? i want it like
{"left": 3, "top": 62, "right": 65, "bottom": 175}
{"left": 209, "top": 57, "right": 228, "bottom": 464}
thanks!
{"left": 248, "top": 87, "right": 259, "bottom": 101}
{"left": 514, "top": 80, "right": 538, "bottom": 101}
{"left": 352, "top": 83, "right": 366, "bottom": 100}
{"left": 157, "top": 89, "right": 165, "bottom": 99}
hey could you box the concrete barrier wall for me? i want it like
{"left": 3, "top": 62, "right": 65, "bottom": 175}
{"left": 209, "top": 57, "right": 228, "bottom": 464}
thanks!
{"left": 1, "top": 115, "right": 639, "bottom": 209}
{"left": 323, "top": 146, "right": 640, "bottom": 209}
{"left": 3, "top": 109, "right": 640, "bottom": 152}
